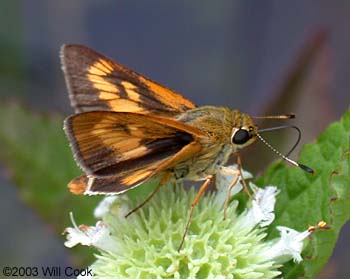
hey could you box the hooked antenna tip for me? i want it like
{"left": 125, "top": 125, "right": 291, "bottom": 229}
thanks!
{"left": 287, "top": 113, "right": 296, "bottom": 119}
{"left": 298, "top": 163, "right": 314, "bottom": 174}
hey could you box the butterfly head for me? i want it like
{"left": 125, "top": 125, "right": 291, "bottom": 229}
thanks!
{"left": 230, "top": 112, "right": 258, "bottom": 149}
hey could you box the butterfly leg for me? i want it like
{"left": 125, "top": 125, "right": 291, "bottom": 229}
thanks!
{"left": 236, "top": 154, "right": 252, "bottom": 199}
{"left": 178, "top": 175, "right": 214, "bottom": 252}
{"left": 223, "top": 171, "right": 240, "bottom": 220}
{"left": 125, "top": 172, "right": 172, "bottom": 218}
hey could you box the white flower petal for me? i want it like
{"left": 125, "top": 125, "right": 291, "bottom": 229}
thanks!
{"left": 253, "top": 186, "right": 279, "bottom": 227}
{"left": 64, "top": 227, "right": 92, "bottom": 248}
{"left": 214, "top": 165, "right": 251, "bottom": 205}
{"left": 259, "top": 226, "right": 312, "bottom": 263}
{"left": 94, "top": 196, "right": 118, "bottom": 218}
{"left": 240, "top": 186, "right": 279, "bottom": 229}
{"left": 86, "top": 221, "right": 120, "bottom": 253}
{"left": 64, "top": 212, "right": 119, "bottom": 253}
{"left": 64, "top": 212, "right": 92, "bottom": 248}
{"left": 100, "top": 195, "right": 131, "bottom": 220}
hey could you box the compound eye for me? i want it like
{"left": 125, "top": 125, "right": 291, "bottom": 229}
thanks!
{"left": 231, "top": 129, "right": 251, "bottom": 145}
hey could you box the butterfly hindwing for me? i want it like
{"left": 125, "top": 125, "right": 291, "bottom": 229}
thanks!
{"left": 68, "top": 173, "right": 159, "bottom": 195}
{"left": 68, "top": 139, "right": 202, "bottom": 195}
{"left": 60, "top": 44, "right": 196, "bottom": 116}
{"left": 64, "top": 111, "right": 205, "bottom": 191}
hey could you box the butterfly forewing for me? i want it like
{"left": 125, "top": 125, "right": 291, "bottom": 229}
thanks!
{"left": 60, "top": 45, "right": 196, "bottom": 116}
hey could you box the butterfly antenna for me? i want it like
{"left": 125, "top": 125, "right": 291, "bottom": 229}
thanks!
{"left": 258, "top": 125, "right": 301, "bottom": 157}
{"left": 256, "top": 127, "right": 314, "bottom": 174}
{"left": 252, "top": 113, "right": 295, "bottom": 119}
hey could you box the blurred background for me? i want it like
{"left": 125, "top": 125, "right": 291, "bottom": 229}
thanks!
{"left": 0, "top": 1, "right": 349, "bottom": 278}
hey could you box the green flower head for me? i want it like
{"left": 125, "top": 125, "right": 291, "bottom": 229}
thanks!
{"left": 65, "top": 165, "right": 315, "bottom": 279}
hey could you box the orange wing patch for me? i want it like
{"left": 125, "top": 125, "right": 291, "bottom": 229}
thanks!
{"left": 120, "top": 169, "right": 154, "bottom": 186}
{"left": 88, "top": 59, "right": 114, "bottom": 75}
{"left": 68, "top": 175, "right": 88, "bottom": 195}
{"left": 121, "top": 81, "right": 141, "bottom": 101}
{"left": 139, "top": 76, "right": 196, "bottom": 114}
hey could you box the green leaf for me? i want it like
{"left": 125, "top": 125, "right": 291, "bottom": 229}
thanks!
{"left": 256, "top": 110, "right": 350, "bottom": 278}
{"left": 0, "top": 102, "right": 101, "bottom": 265}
